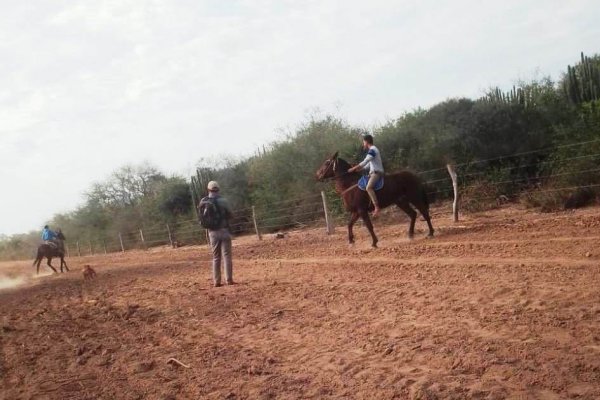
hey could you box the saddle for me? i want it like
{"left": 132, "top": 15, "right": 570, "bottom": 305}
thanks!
{"left": 44, "top": 240, "right": 64, "bottom": 252}
{"left": 358, "top": 175, "right": 384, "bottom": 191}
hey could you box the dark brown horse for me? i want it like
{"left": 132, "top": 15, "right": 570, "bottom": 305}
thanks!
{"left": 33, "top": 240, "right": 69, "bottom": 274}
{"left": 316, "top": 152, "right": 434, "bottom": 247}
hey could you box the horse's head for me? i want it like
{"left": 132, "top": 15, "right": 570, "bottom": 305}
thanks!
{"left": 315, "top": 152, "right": 339, "bottom": 181}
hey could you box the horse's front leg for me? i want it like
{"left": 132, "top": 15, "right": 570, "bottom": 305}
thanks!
{"left": 359, "top": 210, "right": 378, "bottom": 248}
{"left": 35, "top": 258, "right": 41, "bottom": 275}
{"left": 46, "top": 257, "right": 58, "bottom": 274}
{"left": 347, "top": 212, "right": 359, "bottom": 245}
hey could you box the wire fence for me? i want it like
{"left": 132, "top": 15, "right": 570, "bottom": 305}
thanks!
{"left": 63, "top": 192, "right": 335, "bottom": 258}
{"left": 63, "top": 138, "right": 600, "bottom": 258}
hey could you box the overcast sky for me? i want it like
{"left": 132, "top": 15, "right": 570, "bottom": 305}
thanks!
{"left": 1, "top": 0, "right": 599, "bottom": 235}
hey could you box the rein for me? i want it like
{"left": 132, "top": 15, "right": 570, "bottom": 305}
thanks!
{"left": 341, "top": 184, "right": 359, "bottom": 195}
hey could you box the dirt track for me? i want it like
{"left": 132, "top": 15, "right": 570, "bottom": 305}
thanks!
{"left": 1, "top": 205, "right": 600, "bottom": 400}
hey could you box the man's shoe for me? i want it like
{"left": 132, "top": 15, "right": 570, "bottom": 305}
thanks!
{"left": 226, "top": 280, "right": 235, "bottom": 285}
{"left": 214, "top": 282, "right": 222, "bottom": 287}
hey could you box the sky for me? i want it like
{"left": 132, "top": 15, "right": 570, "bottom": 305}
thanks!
{"left": 1, "top": 0, "right": 599, "bottom": 235}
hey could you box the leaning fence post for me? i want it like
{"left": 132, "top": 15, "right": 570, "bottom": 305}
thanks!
{"left": 118, "top": 233, "right": 125, "bottom": 252}
{"left": 321, "top": 191, "right": 335, "bottom": 234}
{"left": 139, "top": 229, "right": 147, "bottom": 250}
{"left": 166, "top": 224, "right": 174, "bottom": 247}
{"left": 76, "top": 241, "right": 81, "bottom": 257}
{"left": 252, "top": 206, "right": 262, "bottom": 240}
{"left": 447, "top": 164, "right": 459, "bottom": 222}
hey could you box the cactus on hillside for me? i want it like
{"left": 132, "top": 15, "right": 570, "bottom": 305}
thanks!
{"left": 563, "top": 52, "right": 600, "bottom": 105}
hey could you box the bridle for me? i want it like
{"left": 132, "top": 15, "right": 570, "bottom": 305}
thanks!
{"left": 319, "top": 158, "right": 338, "bottom": 181}
{"left": 318, "top": 157, "right": 360, "bottom": 196}
{"left": 320, "top": 157, "right": 353, "bottom": 182}
{"left": 328, "top": 158, "right": 338, "bottom": 177}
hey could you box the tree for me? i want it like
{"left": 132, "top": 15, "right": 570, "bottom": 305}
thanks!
{"left": 156, "top": 178, "right": 193, "bottom": 219}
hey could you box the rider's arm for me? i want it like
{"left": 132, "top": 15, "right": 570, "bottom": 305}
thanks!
{"left": 358, "top": 149, "right": 377, "bottom": 169}
{"left": 349, "top": 150, "right": 374, "bottom": 173}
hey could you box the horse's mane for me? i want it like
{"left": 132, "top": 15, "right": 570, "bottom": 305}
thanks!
{"left": 336, "top": 157, "right": 351, "bottom": 170}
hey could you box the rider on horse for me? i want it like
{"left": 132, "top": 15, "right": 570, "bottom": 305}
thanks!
{"left": 348, "top": 134, "right": 384, "bottom": 217}
{"left": 42, "top": 225, "right": 60, "bottom": 249}
{"left": 35, "top": 226, "right": 68, "bottom": 274}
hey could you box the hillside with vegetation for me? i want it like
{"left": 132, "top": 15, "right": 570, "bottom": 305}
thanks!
{"left": 2, "top": 52, "right": 599, "bottom": 260}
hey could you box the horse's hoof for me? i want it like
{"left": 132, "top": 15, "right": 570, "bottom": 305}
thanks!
{"left": 372, "top": 244, "right": 378, "bottom": 248}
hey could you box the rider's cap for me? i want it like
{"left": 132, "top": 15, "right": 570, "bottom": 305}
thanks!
{"left": 207, "top": 181, "right": 220, "bottom": 191}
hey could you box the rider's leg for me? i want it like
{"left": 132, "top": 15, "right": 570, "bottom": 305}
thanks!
{"left": 366, "top": 172, "right": 382, "bottom": 216}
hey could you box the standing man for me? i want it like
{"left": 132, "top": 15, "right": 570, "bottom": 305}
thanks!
{"left": 348, "top": 134, "right": 385, "bottom": 217}
{"left": 199, "top": 181, "right": 234, "bottom": 287}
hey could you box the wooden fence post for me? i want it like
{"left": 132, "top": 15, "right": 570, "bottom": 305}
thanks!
{"left": 321, "top": 191, "right": 334, "bottom": 235}
{"left": 102, "top": 240, "right": 107, "bottom": 255}
{"left": 88, "top": 240, "right": 93, "bottom": 255}
{"left": 139, "top": 229, "right": 147, "bottom": 250}
{"left": 166, "top": 224, "right": 174, "bottom": 248}
{"left": 447, "top": 164, "right": 459, "bottom": 222}
{"left": 118, "top": 233, "right": 125, "bottom": 252}
{"left": 65, "top": 245, "right": 70, "bottom": 258}
{"left": 76, "top": 241, "right": 81, "bottom": 257}
{"left": 252, "top": 206, "right": 262, "bottom": 240}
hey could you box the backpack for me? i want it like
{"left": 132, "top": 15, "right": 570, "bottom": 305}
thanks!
{"left": 198, "top": 197, "right": 223, "bottom": 230}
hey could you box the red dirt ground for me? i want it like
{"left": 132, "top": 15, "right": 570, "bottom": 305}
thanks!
{"left": 1, "top": 205, "right": 600, "bottom": 400}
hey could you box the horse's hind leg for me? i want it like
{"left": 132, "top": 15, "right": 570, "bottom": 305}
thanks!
{"left": 423, "top": 210, "right": 434, "bottom": 237}
{"left": 396, "top": 199, "right": 417, "bottom": 239}
{"left": 347, "top": 212, "right": 360, "bottom": 245}
{"left": 358, "top": 209, "right": 378, "bottom": 248}
{"left": 61, "top": 257, "right": 69, "bottom": 272}
{"left": 414, "top": 203, "right": 434, "bottom": 237}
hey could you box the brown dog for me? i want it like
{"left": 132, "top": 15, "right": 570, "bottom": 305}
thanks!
{"left": 82, "top": 265, "right": 97, "bottom": 280}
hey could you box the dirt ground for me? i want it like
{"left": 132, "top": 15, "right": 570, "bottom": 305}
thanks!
{"left": 1, "top": 204, "right": 600, "bottom": 400}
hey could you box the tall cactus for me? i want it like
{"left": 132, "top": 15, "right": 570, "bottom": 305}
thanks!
{"left": 563, "top": 52, "right": 600, "bottom": 105}
{"left": 481, "top": 84, "right": 536, "bottom": 108}
{"left": 481, "top": 53, "right": 599, "bottom": 108}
